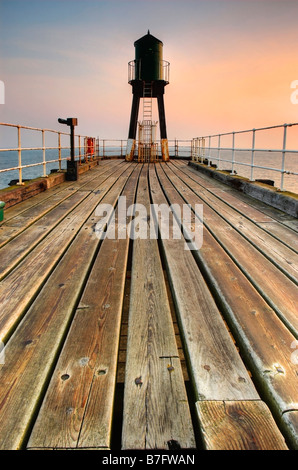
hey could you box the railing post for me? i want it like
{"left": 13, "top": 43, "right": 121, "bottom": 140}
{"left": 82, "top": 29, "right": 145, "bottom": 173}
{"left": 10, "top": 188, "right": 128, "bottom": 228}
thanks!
{"left": 58, "top": 132, "right": 62, "bottom": 171}
{"left": 280, "top": 123, "right": 288, "bottom": 191}
{"left": 78, "top": 135, "right": 81, "bottom": 165}
{"left": 17, "top": 125, "right": 24, "bottom": 185}
{"left": 191, "top": 138, "right": 196, "bottom": 161}
{"left": 84, "top": 137, "right": 87, "bottom": 161}
{"left": 103, "top": 140, "right": 105, "bottom": 159}
{"left": 194, "top": 137, "right": 199, "bottom": 162}
{"left": 42, "top": 129, "right": 47, "bottom": 177}
{"left": 231, "top": 132, "right": 236, "bottom": 175}
{"left": 217, "top": 134, "right": 221, "bottom": 168}
{"left": 250, "top": 129, "right": 256, "bottom": 181}
{"left": 208, "top": 136, "right": 211, "bottom": 164}
{"left": 96, "top": 137, "right": 99, "bottom": 158}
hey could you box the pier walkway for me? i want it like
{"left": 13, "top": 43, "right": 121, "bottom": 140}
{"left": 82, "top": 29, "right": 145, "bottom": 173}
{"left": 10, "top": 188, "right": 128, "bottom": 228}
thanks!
{"left": 0, "top": 159, "right": 297, "bottom": 450}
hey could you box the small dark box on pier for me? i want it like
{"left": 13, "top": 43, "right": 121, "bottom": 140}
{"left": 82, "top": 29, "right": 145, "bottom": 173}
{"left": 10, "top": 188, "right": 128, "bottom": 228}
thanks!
{"left": 66, "top": 160, "right": 78, "bottom": 181}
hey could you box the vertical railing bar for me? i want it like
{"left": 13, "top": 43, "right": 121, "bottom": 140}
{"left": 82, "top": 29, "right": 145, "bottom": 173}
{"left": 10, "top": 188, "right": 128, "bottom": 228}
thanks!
{"left": 17, "top": 125, "right": 23, "bottom": 185}
{"left": 58, "top": 132, "right": 62, "bottom": 171}
{"left": 280, "top": 124, "right": 288, "bottom": 191}
{"left": 192, "top": 138, "right": 196, "bottom": 161}
{"left": 250, "top": 129, "right": 256, "bottom": 181}
{"left": 231, "top": 132, "right": 235, "bottom": 175}
{"left": 195, "top": 138, "right": 197, "bottom": 161}
{"left": 79, "top": 135, "right": 82, "bottom": 165}
{"left": 42, "top": 129, "right": 47, "bottom": 177}
{"left": 207, "top": 136, "right": 211, "bottom": 166}
{"left": 208, "top": 136, "right": 211, "bottom": 164}
{"left": 217, "top": 134, "right": 221, "bottom": 169}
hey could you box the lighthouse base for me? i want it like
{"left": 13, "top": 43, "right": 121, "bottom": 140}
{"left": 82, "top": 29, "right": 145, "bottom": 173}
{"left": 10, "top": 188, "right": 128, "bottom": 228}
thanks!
{"left": 161, "top": 139, "right": 170, "bottom": 162}
{"left": 125, "top": 138, "right": 170, "bottom": 162}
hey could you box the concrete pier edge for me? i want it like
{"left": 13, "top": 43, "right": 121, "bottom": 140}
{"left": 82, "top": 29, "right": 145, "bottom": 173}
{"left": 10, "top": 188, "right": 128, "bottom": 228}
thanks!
{"left": 188, "top": 161, "right": 298, "bottom": 218}
{"left": 0, "top": 158, "right": 108, "bottom": 210}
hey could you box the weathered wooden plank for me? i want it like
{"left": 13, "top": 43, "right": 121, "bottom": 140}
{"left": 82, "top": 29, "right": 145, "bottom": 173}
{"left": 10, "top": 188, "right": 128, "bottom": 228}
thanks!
{"left": 76, "top": 168, "right": 140, "bottom": 449}
{"left": 157, "top": 163, "right": 298, "bottom": 447}
{"left": 117, "top": 271, "right": 185, "bottom": 386}
{"left": 2, "top": 187, "right": 74, "bottom": 222}
{"left": 0, "top": 160, "right": 121, "bottom": 247}
{"left": 122, "top": 165, "right": 195, "bottom": 450}
{"left": 149, "top": 165, "right": 258, "bottom": 401}
{"left": 27, "top": 165, "right": 141, "bottom": 450}
{"left": 117, "top": 271, "right": 131, "bottom": 383}
{"left": 1, "top": 160, "right": 111, "bottom": 221}
{"left": 175, "top": 162, "right": 298, "bottom": 252}
{"left": 177, "top": 159, "right": 298, "bottom": 253}
{"left": 0, "top": 191, "right": 91, "bottom": 280}
{"left": 0, "top": 163, "right": 133, "bottom": 343}
{"left": 0, "top": 164, "right": 135, "bottom": 450}
{"left": 173, "top": 161, "right": 273, "bottom": 221}
{"left": 63, "top": 160, "right": 122, "bottom": 190}
{"left": 0, "top": 188, "right": 77, "bottom": 248}
{"left": 206, "top": 190, "right": 274, "bottom": 223}
{"left": 281, "top": 411, "right": 298, "bottom": 450}
{"left": 1, "top": 184, "right": 74, "bottom": 222}
{"left": 0, "top": 227, "right": 99, "bottom": 450}
{"left": 282, "top": 218, "right": 298, "bottom": 232}
{"left": 169, "top": 163, "right": 298, "bottom": 284}
{"left": 73, "top": 163, "right": 124, "bottom": 191}
{"left": 183, "top": 160, "right": 298, "bottom": 232}
{"left": 196, "top": 401, "right": 288, "bottom": 450}
{"left": 257, "top": 221, "right": 298, "bottom": 253}
{"left": 164, "top": 163, "right": 298, "bottom": 336}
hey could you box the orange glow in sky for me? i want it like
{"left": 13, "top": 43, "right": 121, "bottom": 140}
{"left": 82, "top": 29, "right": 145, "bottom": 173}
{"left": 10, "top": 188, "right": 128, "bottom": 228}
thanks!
{"left": 1, "top": 0, "right": 298, "bottom": 140}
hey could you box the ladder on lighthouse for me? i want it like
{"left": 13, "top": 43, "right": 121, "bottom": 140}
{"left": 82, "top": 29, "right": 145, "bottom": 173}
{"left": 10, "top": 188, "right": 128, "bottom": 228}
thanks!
{"left": 143, "top": 82, "right": 153, "bottom": 121}
{"left": 138, "top": 82, "right": 158, "bottom": 162}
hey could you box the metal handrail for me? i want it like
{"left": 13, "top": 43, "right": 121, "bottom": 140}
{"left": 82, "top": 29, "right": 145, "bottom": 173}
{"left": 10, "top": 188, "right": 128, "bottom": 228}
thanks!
{"left": 196, "top": 122, "right": 298, "bottom": 139}
{"left": 0, "top": 122, "right": 98, "bottom": 186}
{"left": 191, "top": 123, "right": 298, "bottom": 191}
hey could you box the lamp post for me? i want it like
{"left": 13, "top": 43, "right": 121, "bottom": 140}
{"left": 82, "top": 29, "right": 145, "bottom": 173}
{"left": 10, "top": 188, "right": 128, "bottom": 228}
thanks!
{"left": 58, "top": 117, "right": 78, "bottom": 180}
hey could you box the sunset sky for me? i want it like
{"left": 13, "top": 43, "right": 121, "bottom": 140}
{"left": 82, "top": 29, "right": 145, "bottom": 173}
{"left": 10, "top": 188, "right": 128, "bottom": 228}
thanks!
{"left": 1, "top": 0, "right": 298, "bottom": 141}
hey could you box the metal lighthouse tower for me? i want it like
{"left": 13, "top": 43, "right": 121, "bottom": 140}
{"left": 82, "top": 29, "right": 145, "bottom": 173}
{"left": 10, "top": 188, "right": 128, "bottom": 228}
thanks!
{"left": 126, "top": 31, "right": 170, "bottom": 162}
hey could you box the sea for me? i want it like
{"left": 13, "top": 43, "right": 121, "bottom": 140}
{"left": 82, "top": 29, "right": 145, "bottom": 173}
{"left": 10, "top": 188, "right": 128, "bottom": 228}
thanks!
{"left": 207, "top": 148, "right": 298, "bottom": 194}
{"left": 0, "top": 146, "right": 297, "bottom": 194}
{"left": 0, "top": 149, "right": 70, "bottom": 189}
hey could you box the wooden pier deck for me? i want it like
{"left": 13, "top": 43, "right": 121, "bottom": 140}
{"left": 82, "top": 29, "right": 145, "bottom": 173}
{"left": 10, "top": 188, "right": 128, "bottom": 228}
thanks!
{"left": 0, "top": 159, "right": 297, "bottom": 451}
